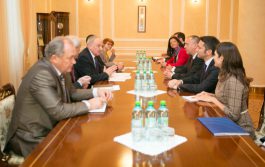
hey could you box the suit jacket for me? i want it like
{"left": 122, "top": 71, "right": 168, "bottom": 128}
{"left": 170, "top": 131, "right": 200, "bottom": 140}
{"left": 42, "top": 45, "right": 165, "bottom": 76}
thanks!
{"left": 65, "top": 72, "right": 94, "bottom": 101}
{"left": 172, "top": 55, "right": 204, "bottom": 79}
{"left": 179, "top": 59, "right": 219, "bottom": 93}
{"left": 74, "top": 48, "right": 109, "bottom": 85}
{"left": 166, "top": 48, "right": 189, "bottom": 67}
{"left": 5, "top": 58, "right": 93, "bottom": 157}
{"left": 215, "top": 75, "right": 255, "bottom": 139}
{"left": 99, "top": 50, "right": 116, "bottom": 67}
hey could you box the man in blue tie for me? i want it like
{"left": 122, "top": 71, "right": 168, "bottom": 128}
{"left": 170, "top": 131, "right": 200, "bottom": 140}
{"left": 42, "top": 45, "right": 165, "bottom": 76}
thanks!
{"left": 74, "top": 35, "right": 117, "bottom": 86}
{"left": 168, "top": 36, "right": 220, "bottom": 93}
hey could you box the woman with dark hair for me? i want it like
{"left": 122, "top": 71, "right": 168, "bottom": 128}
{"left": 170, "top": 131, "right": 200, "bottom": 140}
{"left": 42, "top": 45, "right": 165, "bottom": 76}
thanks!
{"left": 173, "top": 31, "right": 185, "bottom": 46}
{"left": 195, "top": 42, "right": 256, "bottom": 139}
{"left": 160, "top": 36, "right": 189, "bottom": 67}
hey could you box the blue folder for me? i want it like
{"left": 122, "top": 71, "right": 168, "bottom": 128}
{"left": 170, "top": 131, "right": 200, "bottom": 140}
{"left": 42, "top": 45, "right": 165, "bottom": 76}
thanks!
{"left": 197, "top": 117, "right": 249, "bottom": 136}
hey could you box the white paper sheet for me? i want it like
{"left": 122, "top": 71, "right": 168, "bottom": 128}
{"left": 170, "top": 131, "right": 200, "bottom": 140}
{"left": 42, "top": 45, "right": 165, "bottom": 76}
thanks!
{"left": 111, "top": 73, "right": 131, "bottom": 77}
{"left": 109, "top": 77, "right": 130, "bottom": 82}
{"left": 88, "top": 103, "right": 107, "bottom": 113}
{"left": 114, "top": 132, "right": 187, "bottom": 156}
{"left": 127, "top": 90, "right": 166, "bottom": 97}
{"left": 124, "top": 67, "right": 136, "bottom": 70}
{"left": 92, "top": 85, "right": 120, "bottom": 91}
{"left": 182, "top": 96, "right": 199, "bottom": 102}
{"left": 133, "top": 70, "right": 157, "bottom": 73}
{"left": 152, "top": 56, "right": 163, "bottom": 60}
{"left": 109, "top": 73, "right": 131, "bottom": 82}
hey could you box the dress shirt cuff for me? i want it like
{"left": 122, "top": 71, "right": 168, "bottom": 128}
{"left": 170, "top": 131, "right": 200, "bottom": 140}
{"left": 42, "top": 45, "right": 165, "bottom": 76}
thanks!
{"left": 82, "top": 100, "right": 90, "bottom": 111}
{"left": 77, "top": 80, "right": 83, "bottom": 86}
{"left": 176, "top": 80, "right": 184, "bottom": 91}
{"left": 92, "top": 88, "right": 98, "bottom": 97}
{"left": 170, "top": 73, "right": 174, "bottom": 78}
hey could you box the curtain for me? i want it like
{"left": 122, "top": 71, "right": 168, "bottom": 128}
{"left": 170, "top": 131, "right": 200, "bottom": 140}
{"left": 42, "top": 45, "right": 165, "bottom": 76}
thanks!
{"left": 6, "top": 0, "right": 24, "bottom": 89}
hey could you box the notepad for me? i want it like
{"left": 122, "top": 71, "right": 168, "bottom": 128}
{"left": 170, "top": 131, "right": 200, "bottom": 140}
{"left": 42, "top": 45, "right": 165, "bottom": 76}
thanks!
{"left": 152, "top": 56, "right": 163, "bottom": 60}
{"left": 182, "top": 95, "right": 199, "bottom": 102}
{"left": 88, "top": 103, "right": 107, "bottom": 113}
{"left": 124, "top": 67, "right": 136, "bottom": 70}
{"left": 197, "top": 117, "right": 249, "bottom": 136}
{"left": 109, "top": 73, "right": 131, "bottom": 82}
{"left": 127, "top": 90, "right": 166, "bottom": 97}
{"left": 92, "top": 85, "right": 120, "bottom": 91}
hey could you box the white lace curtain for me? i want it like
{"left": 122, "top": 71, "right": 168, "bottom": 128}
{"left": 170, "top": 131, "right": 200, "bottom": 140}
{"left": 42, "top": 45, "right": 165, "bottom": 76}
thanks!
{"left": 1, "top": 0, "right": 24, "bottom": 89}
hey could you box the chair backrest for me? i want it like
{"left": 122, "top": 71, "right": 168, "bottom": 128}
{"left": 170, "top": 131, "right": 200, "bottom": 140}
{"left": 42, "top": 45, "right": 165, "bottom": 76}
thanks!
{"left": 257, "top": 90, "right": 265, "bottom": 132}
{"left": 0, "top": 83, "right": 15, "bottom": 153}
{"left": 247, "top": 77, "right": 254, "bottom": 107}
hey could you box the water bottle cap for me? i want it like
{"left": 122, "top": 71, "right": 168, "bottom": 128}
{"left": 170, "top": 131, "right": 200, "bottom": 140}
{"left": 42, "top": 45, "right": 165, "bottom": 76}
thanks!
{"left": 160, "top": 100, "right": 166, "bottom": 106}
{"left": 148, "top": 101, "right": 154, "bottom": 106}
{"left": 135, "top": 101, "right": 141, "bottom": 106}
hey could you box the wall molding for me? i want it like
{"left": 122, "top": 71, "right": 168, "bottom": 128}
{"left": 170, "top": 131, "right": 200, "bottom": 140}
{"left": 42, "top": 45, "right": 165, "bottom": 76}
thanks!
{"left": 229, "top": 0, "right": 234, "bottom": 41}
{"left": 115, "top": 47, "right": 165, "bottom": 51}
{"left": 180, "top": 0, "right": 185, "bottom": 32}
{"left": 110, "top": 0, "right": 169, "bottom": 41}
{"left": 78, "top": 0, "right": 234, "bottom": 45}
{"left": 113, "top": 38, "right": 168, "bottom": 42}
{"left": 116, "top": 53, "right": 163, "bottom": 56}
{"left": 169, "top": 0, "right": 173, "bottom": 36}
{"left": 79, "top": 37, "right": 168, "bottom": 42}
{"left": 75, "top": 0, "right": 79, "bottom": 36}
{"left": 217, "top": 0, "right": 221, "bottom": 38}
{"left": 111, "top": 0, "right": 115, "bottom": 38}
{"left": 205, "top": 0, "right": 209, "bottom": 35}
{"left": 100, "top": 0, "right": 103, "bottom": 38}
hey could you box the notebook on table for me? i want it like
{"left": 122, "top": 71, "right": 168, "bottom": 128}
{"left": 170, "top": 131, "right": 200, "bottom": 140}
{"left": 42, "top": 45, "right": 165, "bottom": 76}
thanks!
{"left": 197, "top": 117, "right": 249, "bottom": 136}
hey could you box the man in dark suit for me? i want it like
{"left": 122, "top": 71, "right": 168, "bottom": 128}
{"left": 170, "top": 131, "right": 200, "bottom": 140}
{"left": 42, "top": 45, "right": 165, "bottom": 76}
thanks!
{"left": 66, "top": 35, "right": 91, "bottom": 89}
{"left": 168, "top": 36, "right": 220, "bottom": 93}
{"left": 74, "top": 35, "right": 117, "bottom": 86}
{"left": 4, "top": 37, "right": 112, "bottom": 157}
{"left": 164, "top": 35, "right": 204, "bottom": 80}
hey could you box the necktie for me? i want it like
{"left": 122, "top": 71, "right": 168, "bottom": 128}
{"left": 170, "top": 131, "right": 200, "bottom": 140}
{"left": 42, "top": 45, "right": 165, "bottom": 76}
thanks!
{"left": 70, "top": 67, "right": 76, "bottom": 83}
{"left": 59, "top": 74, "right": 70, "bottom": 102}
{"left": 94, "top": 57, "right": 100, "bottom": 73}
{"left": 200, "top": 64, "right": 208, "bottom": 82}
{"left": 188, "top": 57, "right": 193, "bottom": 71}
{"left": 204, "top": 64, "right": 207, "bottom": 72}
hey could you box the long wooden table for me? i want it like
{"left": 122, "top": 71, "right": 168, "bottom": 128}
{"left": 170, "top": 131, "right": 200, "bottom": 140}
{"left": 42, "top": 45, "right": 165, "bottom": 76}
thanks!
{"left": 22, "top": 61, "right": 265, "bottom": 167}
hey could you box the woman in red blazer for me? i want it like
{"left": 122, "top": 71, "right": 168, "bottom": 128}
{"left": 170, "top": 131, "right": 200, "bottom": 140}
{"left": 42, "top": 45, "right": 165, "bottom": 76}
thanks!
{"left": 165, "top": 36, "right": 189, "bottom": 67}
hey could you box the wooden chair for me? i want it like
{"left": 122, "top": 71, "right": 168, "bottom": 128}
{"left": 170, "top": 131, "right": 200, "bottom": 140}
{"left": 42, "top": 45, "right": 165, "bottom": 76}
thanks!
{"left": 0, "top": 83, "right": 24, "bottom": 165}
{"left": 256, "top": 90, "right": 265, "bottom": 132}
{"left": 247, "top": 77, "right": 254, "bottom": 107}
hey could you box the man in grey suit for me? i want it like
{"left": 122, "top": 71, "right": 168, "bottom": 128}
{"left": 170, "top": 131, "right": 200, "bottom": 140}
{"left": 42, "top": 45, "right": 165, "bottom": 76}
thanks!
{"left": 4, "top": 36, "right": 112, "bottom": 157}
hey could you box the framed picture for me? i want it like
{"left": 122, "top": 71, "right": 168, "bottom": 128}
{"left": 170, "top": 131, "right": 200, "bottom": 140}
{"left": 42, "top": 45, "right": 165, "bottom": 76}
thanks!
{"left": 138, "top": 6, "right": 146, "bottom": 33}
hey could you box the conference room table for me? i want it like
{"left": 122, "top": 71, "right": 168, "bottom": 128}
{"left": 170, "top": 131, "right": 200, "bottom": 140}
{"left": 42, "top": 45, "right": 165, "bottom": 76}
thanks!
{"left": 22, "top": 61, "right": 265, "bottom": 167}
